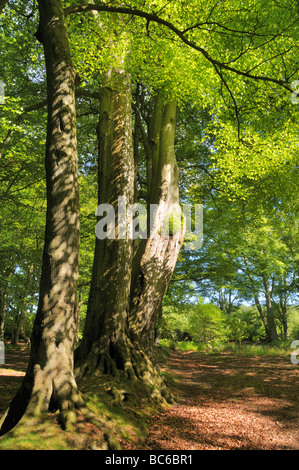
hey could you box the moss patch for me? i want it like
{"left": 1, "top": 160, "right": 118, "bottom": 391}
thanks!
{"left": 0, "top": 346, "right": 172, "bottom": 450}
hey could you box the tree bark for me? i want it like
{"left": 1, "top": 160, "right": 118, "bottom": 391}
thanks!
{"left": 0, "top": 0, "right": 79, "bottom": 436}
{"left": 243, "top": 257, "right": 278, "bottom": 342}
{"left": 262, "top": 273, "right": 279, "bottom": 342}
{"left": 129, "top": 98, "right": 185, "bottom": 359}
{"left": 75, "top": 68, "right": 135, "bottom": 380}
{"left": 0, "top": 2, "right": 118, "bottom": 448}
{"left": 75, "top": 87, "right": 184, "bottom": 404}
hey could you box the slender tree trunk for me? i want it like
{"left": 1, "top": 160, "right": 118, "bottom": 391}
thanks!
{"left": 282, "top": 318, "right": 289, "bottom": 340}
{"left": 279, "top": 295, "right": 289, "bottom": 340}
{"left": 0, "top": 288, "right": 7, "bottom": 343}
{"left": 0, "top": 264, "right": 16, "bottom": 342}
{"left": 0, "top": 2, "right": 118, "bottom": 448}
{"left": 253, "top": 294, "right": 269, "bottom": 338}
{"left": 11, "top": 266, "right": 32, "bottom": 346}
{"left": 262, "top": 274, "right": 279, "bottom": 342}
{"left": 11, "top": 307, "right": 31, "bottom": 347}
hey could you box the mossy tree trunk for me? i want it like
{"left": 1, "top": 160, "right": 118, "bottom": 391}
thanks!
{"left": 75, "top": 87, "right": 184, "bottom": 403}
{"left": 129, "top": 98, "right": 185, "bottom": 360}
{"left": 75, "top": 68, "right": 136, "bottom": 380}
{"left": 0, "top": 1, "right": 119, "bottom": 448}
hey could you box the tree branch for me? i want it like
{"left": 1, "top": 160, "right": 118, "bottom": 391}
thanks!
{"left": 64, "top": 2, "right": 293, "bottom": 91}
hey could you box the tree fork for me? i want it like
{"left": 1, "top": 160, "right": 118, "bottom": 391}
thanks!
{"left": 74, "top": 75, "right": 177, "bottom": 404}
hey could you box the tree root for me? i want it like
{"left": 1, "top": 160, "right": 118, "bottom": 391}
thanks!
{"left": 75, "top": 339, "right": 176, "bottom": 406}
{"left": 0, "top": 363, "right": 121, "bottom": 450}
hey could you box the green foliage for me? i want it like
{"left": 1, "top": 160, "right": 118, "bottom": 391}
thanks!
{"left": 216, "top": 341, "right": 294, "bottom": 356}
{"left": 171, "top": 93, "right": 298, "bottom": 341}
{"left": 225, "top": 311, "right": 248, "bottom": 345}
{"left": 162, "top": 299, "right": 228, "bottom": 349}
{"left": 188, "top": 301, "right": 228, "bottom": 348}
{"left": 160, "top": 338, "right": 204, "bottom": 352}
{"left": 161, "top": 298, "right": 296, "bottom": 350}
{"left": 162, "top": 305, "right": 189, "bottom": 336}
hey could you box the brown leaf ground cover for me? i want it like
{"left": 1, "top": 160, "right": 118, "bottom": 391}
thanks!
{"left": 0, "top": 345, "right": 29, "bottom": 416}
{"left": 132, "top": 350, "right": 299, "bottom": 450}
{"left": 0, "top": 345, "right": 298, "bottom": 450}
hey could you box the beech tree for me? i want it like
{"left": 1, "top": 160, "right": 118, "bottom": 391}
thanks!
{"left": 75, "top": 79, "right": 185, "bottom": 402}
{"left": 0, "top": 0, "right": 118, "bottom": 448}
{"left": 71, "top": 0, "right": 299, "bottom": 398}
{"left": 1, "top": 0, "right": 80, "bottom": 432}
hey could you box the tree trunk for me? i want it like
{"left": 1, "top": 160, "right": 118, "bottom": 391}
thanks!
{"left": 129, "top": 98, "right": 185, "bottom": 360}
{"left": 11, "top": 266, "right": 32, "bottom": 346}
{"left": 279, "top": 295, "right": 289, "bottom": 340}
{"left": 282, "top": 318, "right": 289, "bottom": 340}
{"left": 0, "top": 263, "right": 16, "bottom": 342}
{"left": 75, "top": 68, "right": 135, "bottom": 379}
{"left": 0, "top": 288, "right": 7, "bottom": 343}
{"left": 0, "top": 2, "right": 118, "bottom": 448}
{"left": 245, "top": 261, "right": 277, "bottom": 343}
{"left": 262, "top": 274, "right": 279, "bottom": 342}
{"left": 0, "top": 1, "right": 7, "bottom": 15}
{"left": 253, "top": 294, "right": 269, "bottom": 338}
{"left": 75, "top": 88, "right": 184, "bottom": 403}
{"left": 154, "top": 304, "right": 163, "bottom": 345}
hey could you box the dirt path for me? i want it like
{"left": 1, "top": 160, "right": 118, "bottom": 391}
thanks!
{"left": 135, "top": 350, "right": 299, "bottom": 450}
{"left": 0, "top": 345, "right": 29, "bottom": 418}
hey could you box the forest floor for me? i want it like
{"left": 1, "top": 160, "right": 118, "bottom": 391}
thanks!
{"left": 0, "top": 345, "right": 298, "bottom": 450}
{"left": 131, "top": 349, "right": 299, "bottom": 450}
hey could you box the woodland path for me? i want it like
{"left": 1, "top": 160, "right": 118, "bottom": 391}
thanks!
{"left": 132, "top": 350, "right": 299, "bottom": 450}
{"left": 0, "top": 345, "right": 29, "bottom": 418}
{"left": 0, "top": 346, "right": 298, "bottom": 450}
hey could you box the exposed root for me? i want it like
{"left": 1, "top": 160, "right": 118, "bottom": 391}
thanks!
{"left": 75, "top": 339, "right": 176, "bottom": 406}
{"left": 0, "top": 363, "right": 121, "bottom": 450}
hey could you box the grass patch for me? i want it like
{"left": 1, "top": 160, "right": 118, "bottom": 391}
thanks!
{"left": 217, "top": 340, "right": 294, "bottom": 356}
{"left": 160, "top": 338, "right": 204, "bottom": 352}
{"left": 0, "top": 375, "right": 161, "bottom": 450}
{"left": 159, "top": 338, "right": 294, "bottom": 356}
{"left": 0, "top": 415, "right": 73, "bottom": 450}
